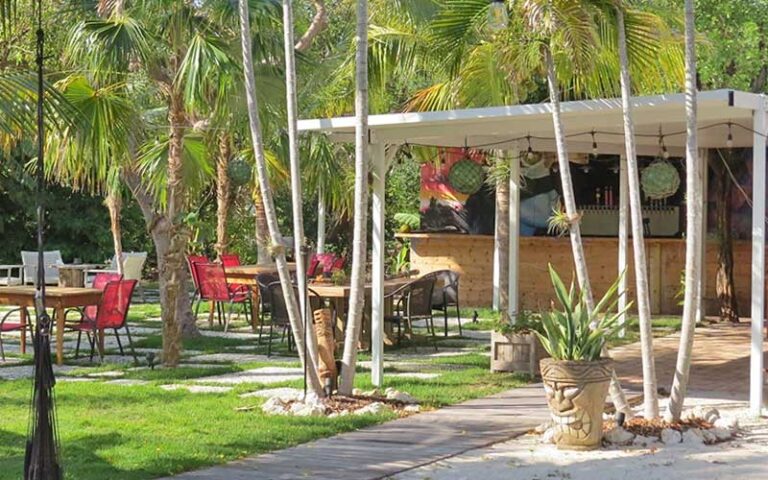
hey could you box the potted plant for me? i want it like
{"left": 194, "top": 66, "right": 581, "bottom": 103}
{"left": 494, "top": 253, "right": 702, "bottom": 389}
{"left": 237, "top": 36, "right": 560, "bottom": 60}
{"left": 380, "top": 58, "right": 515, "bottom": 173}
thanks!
{"left": 536, "top": 264, "right": 629, "bottom": 450}
{"left": 490, "top": 311, "right": 548, "bottom": 376}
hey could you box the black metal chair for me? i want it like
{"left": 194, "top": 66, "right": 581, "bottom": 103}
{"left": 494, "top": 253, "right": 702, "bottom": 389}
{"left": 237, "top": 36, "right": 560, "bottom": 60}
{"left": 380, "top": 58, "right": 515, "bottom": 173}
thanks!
{"left": 424, "top": 270, "right": 462, "bottom": 336}
{"left": 384, "top": 276, "right": 438, "bottom": 351}
{"left": 264, "top": 281, "right": 323, "bottom": 357}
{"left": 255, "top": 272, "right": 280, "bottom": 343}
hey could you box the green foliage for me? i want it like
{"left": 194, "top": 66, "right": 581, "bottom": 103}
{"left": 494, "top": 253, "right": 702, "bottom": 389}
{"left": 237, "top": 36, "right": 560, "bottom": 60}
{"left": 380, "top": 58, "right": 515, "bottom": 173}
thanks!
{"left": 393, "top": 212, "right": 420, "bottom": 231}
{"left": 391, "top": 242, "right": 410, "bottom": 275}
{"left": 535, "top": 265, "right": 631, "bottom": 361}
{"left": 494, "top": 310, "right": 543, "bottom": 336}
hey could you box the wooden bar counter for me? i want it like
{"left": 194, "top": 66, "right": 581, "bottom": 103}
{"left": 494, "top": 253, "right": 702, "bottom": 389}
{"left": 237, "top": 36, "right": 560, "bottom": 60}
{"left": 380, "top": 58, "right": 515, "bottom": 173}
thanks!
{"left": 398, "top": 232, "right": 758, "bottom": 315}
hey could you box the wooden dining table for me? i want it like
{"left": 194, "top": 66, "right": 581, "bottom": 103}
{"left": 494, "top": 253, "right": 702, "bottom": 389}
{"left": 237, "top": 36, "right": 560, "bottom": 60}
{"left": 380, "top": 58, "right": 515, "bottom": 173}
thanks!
{"left": 0, "top": 286, "right": 102, "bottom": 365}
{"left": 223, "top": 263, "right": 296, "bottom": 330}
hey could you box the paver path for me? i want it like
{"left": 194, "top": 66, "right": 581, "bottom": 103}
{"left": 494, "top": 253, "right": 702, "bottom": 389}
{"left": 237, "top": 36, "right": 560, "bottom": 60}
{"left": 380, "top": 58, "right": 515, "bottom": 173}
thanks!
{"left": 165, "top": 385, "right": 549, "bottom": 480}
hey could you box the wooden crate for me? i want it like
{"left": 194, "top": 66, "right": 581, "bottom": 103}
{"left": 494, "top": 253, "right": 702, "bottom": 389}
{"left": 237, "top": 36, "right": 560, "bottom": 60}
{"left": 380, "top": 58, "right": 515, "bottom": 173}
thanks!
{"left": 490, "top": 331, "right": 548, "bottom": 376}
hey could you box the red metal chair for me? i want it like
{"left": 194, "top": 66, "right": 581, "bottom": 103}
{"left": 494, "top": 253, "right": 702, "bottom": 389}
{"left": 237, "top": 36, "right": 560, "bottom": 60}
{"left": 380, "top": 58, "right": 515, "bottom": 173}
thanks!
{"left": 67, "top": 279, "right": 139, "bottom": 362}
{"left": 197, "top": 262, "right": 252, "bottom": 332}
{"left": 0, "top": 309, "right": 31, "bottom": 361}
{"left": 186, "top": 254, "right": 209, "bottom": 316}
{"left": 307, "top": 254, "right": 321, "bottom": 277}
{"left": 220, "top": 253, "right": 241, "bottom": 267}
{"left": 330, "top": 255, "right": 346, "bottom": 273}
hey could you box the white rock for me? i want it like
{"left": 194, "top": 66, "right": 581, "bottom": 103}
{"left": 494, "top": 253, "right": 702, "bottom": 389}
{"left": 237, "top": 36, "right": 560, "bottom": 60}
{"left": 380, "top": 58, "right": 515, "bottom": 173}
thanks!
{"left": 710, "top": 427, "right": 733, "bottom": 441}
{"left": 714, "top": 416, "right": 739, "bottom": 431}
{"left": 660, "top": 428, "right": 682, "bottom": 445}
{"left": 604, "top": 426, "right": 635, "bottom": 446}
{"left": 261, "top": 397, "right": 290, "bottom": 415}
{"left": 403, "top": 404, "right": 421, "bottom": 413}
{"left": 541, "top": 427, "right": 555, "bottom": 444}
{"left": 290, "top": 402, "right": 326, "bottom": 417}
{"left": 386, "top": 390, "right": 418, "bottom": 404}
{"left": 352, "top": 388, "right": 364, "bottom": 396}
{"left": 701, "top": 429, "right": 717, "bottom": 444}
{"left": 688, "top": 406, "right": 720, "bottom": 424}
{"left": 354, "top": 402, "right": 389, "bottom": 416}
{"left": 632, "top": 435, "right": 656, "bottom": 447}
{"left": 534, "top": 421, "right": 552, "bottom": 434}
{"left": 360, "top": 389, "right": 381, "bottom": 398}
{"left": 682, "top": 428, "right": 705, "bottom": 445}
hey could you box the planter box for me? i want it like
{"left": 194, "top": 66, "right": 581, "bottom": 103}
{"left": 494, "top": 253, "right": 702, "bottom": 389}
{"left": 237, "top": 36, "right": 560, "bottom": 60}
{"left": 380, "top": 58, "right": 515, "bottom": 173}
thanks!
{"left": 490, "top": 331, "right": 548, "bottom": 375}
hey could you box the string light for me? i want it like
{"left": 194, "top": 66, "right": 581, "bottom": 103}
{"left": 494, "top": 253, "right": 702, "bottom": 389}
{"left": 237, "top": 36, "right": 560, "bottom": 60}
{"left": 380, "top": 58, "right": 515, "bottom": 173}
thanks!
{"left": 727, "top": 122, "right": 734, "bottom": 149}
{"left": 526, "top": 135, "right": 534, "bottom": 161}
{"left": 591, "top": 130, "right": 599, "bottom": 157}
{"left": 658, "top": 128, "right": 670, "bottom": 159}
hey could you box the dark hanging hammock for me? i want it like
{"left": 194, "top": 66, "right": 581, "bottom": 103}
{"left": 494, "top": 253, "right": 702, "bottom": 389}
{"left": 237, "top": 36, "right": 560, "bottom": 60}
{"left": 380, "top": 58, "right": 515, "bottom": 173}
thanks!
{"left": 23, "top": 0, "right": 63, "bottom": 477}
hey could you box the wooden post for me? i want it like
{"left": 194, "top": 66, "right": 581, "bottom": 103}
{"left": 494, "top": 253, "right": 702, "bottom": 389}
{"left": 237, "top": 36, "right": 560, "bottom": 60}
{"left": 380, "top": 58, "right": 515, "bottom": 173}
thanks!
{"left": 618, "top": 154, "right": 629, "bottom": 338}
{"left": 509, "top": 150, "right": 520, "bottom": 323}
{"left": 371, "top": 143, "right": 386, "bottom": 387}
{"left": 750, "top": 100, "right": 766, "bottom": 416}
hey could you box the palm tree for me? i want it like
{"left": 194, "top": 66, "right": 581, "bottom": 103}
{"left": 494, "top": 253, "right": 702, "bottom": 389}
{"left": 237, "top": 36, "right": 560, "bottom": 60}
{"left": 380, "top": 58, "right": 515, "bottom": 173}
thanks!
{"left": 215, "top": 133, "right": 231, "bottom": 257}
{"left": 666, "top": 0, "right": 701, "bottom": 422}
{"left": 338, "top": 0, "right": 370, "bottom": 395}
{"left": 614, "top": 3, "right": 659, "bottom": 419}
{"left": 238, "top": 0, "right": 323, "bottom": 395}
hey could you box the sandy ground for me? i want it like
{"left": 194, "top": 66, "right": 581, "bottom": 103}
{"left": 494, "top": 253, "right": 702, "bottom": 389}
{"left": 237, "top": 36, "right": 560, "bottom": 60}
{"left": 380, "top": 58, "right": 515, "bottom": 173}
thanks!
{"left": 394, "top": 396, "right": 768, "bottom": 480}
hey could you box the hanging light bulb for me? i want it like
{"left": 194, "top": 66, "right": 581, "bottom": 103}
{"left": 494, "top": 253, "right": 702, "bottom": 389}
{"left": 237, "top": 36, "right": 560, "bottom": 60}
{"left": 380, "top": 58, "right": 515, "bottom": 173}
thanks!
{"left": 526, "top": 135, "right": 534, "bottom": 161}
{"left": 726, "top": 122, "right": 734, "bottom": 149}
{"left": 658, "top": 128, "right": 670, "bottom": 159}
{"left": 591, "top": 131, "right": 599, "bottom": 157}
{"left": 488, "top": 0, "right": 509, "bottom": 32}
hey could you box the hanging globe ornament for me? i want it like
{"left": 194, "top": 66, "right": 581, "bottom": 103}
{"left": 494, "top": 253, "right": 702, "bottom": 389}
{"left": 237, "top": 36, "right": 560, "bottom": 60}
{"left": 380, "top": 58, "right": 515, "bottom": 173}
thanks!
{"left": 227, "top": 155, "right": 252, "bottom": 187}
{"left": 641, "top": 159, "right": 680, "bottom": 200}
{"left": 448, "top": 157, "right": 486, "bottom": 195}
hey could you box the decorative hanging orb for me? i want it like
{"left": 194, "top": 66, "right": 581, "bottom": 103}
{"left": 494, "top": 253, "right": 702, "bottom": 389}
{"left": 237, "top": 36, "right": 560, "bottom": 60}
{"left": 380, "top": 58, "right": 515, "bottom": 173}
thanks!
{"left": 448, "top": 158, "right": 486, "bottom": 195}
{"left": 227, "top": 156, "right": 252, "bottom": 187}
{"left": 641, "top": 159, "right": 680, "bottom": 200}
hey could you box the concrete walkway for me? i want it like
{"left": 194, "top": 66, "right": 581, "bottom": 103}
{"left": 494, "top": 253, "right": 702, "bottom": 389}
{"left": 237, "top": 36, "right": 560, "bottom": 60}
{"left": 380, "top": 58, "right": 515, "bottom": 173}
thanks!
{"left": 165, "top": 386, "right": 549, "bottom": 480}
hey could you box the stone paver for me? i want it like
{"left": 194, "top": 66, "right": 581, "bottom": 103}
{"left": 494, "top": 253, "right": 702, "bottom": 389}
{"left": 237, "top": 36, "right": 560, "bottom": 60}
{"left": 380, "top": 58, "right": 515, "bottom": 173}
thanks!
{"left": 0, "top": 365, "right": 76, "bottom": 380}
{"left": 105, "top": 379, "right": 150, "bottom": 386}
{"left": 186, "top": 353, "right": 274, "bottom": 364}
{"left": 387, "top": 372, "right": 441, "bottom": 380}
{"left": 161, "top": 384, "right": 234, "bottom": 394}
{"left": 239, "top": 387, "right": 303, "bottom": 399}
{"left": 192, "top": 366, "right": 303, "bottom": 385}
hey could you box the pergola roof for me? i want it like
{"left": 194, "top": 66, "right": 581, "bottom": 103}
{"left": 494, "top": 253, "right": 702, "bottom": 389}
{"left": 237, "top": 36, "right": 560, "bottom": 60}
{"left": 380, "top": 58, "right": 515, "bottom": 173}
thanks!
{"left": 298, "top": 89, "right": 766, "bottom": 157}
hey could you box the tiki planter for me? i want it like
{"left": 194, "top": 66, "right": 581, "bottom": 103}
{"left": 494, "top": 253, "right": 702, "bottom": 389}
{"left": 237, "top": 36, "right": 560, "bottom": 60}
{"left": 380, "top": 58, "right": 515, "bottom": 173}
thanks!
{"left": 540, "top": 358, "right": 613, "bottom": 450}
{"left": 490, "top": 331, "right": 548, "bottom": 376}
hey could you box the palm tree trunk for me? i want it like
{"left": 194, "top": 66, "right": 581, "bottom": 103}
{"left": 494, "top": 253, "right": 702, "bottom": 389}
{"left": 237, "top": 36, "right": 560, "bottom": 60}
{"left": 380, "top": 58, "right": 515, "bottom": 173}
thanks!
{"left": 282, "top": 0, "right": 321, "bottom": 377}
{"left": 105, "top": 190, "right": 124, "bottom": 276}
{"left": 238, "top": 0, "right": 323, "bottom": 395}
{"left": 712, "top": 152, "right": 739, "bottom": 322}
{"left": 215, "top": 132, "right": 231, "bottom": 258}
{"left": 317, "top": 185, "right": 326, "bottom": 254}
{"left": 252, "top": 184, "right": 272, "bottom": 264}
{"left": 616, "top": 7, "right": 659, "bottom": 419}
{"left": 495, "top": 160, "right": 510, "bottom": 323}
{"left": 338, "top": 0, "right": 369, "bottom": 395}
{"left": 667, "top": 0, "right": 702, "bottom": 421}
{"left": 545, "top": 46, "right": 632, "bottom": 417}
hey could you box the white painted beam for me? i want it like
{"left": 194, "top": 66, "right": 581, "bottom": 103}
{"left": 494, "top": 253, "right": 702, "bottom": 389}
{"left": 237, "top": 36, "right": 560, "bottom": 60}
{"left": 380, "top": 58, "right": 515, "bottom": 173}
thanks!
{"left": 371, "top": 143, "right": 386, "bottom": 388}
{"left": 750, "top": 99, "right": 766, "bottom": 416}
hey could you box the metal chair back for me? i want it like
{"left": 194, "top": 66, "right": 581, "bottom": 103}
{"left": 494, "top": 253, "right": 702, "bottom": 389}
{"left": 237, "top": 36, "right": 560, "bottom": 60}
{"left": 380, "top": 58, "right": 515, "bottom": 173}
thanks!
{"left": 197, "top": 262, "right": 231, "bottom": 302}
{"left": 95, "top": 280, "right": 137, "bottom": 330}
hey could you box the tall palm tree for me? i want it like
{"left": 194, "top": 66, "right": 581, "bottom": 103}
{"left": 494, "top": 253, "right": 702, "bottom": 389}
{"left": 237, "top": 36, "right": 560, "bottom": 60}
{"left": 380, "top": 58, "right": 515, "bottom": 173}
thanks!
{"left": 238, "top": 0, "right": 323, "bottom": 395}
{"left": 614, "top": 3, "right": 659, "bottom": 419}
{"left": 666, "top": 0, "right": 701, "bottom": 422}
{"left": 338, "top": 0, "right": 370, "bottom": 395}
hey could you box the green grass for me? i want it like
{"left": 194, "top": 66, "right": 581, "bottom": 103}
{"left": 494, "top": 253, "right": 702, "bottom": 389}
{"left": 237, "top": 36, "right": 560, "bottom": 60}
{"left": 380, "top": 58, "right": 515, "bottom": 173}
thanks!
{"left": 607, "top": 315, "right": 682, "bottom": 348}
{"left": 0, "top": 335, "right": 526, "bottom": 479}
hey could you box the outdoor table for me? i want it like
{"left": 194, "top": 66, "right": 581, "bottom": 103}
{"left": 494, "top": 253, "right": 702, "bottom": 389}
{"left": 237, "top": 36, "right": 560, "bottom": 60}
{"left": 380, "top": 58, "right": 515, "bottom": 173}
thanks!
{"left": 224, "top": 263, "right": 296, "bottom": 331}
{"left": 309, "top": 277, "right": 413, "bottom": 350}
{"left": 0, "top": 286, "right": 102, "bottom": 365}
{"left": 51, "top": 264, "right": 103, "bottom": 288}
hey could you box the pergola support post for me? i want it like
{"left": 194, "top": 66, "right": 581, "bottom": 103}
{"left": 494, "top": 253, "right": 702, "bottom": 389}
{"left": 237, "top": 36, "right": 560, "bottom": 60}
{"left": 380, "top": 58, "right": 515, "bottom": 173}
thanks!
{"left": 371, "top": 143, "right": 386, "bottom": 388}
{"left": 750, "top": 100, "right": 766, "bottom": 416}
{"left": 618, "top": 154, "right": 629, "bottom": 337}
{"left": 697, "top": 149, "right": 709, "bottom": 323}
{"left": 493, "top": 199, "right": 501, "bottom": 310}
{"left": 508, "top": 150, "right": 520, "bottom": 323}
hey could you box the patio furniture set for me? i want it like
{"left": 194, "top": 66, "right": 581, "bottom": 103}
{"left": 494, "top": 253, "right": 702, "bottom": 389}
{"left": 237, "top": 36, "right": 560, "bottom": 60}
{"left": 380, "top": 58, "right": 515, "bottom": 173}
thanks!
{"left": 0, "top": 251, "right": 147, "bottom": 364}
{"left": 188, "top": 252, "right": 463, "bottom": 356}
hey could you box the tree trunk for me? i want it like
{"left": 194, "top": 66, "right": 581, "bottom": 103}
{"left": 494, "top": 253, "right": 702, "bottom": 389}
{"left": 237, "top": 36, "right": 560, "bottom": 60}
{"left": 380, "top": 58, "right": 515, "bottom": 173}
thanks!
{"left": 496, "top": 160, "right": 510, "bottom": 323}
{"left": 617, "top": 7, "right": 659, "bottom": 419}
{"left": 215, "top": 132, "right": 231, "bottom": 258}
{"left": 667, "top": 0, "right": 702, "bottom": 422}
{"left": 252, "top": 184, "right": 272, "bottom": 264}
{"left": 317, "top": 186, "right": 326, "bottom": 254}
{"left": 238, "top": 0, "right": 323, "bottom": 395}
{"left": 283, "top": 0, "right": 321, "bottom": 380}
{"left": 712, "top": 151, "right": 739, "bottom": 322}
{"left": 105, "top": 190, "right": 124, "bottom": 276}
{"left": 294, "top": 0, "right": 327, "bottom": 53}
{"left": 545, "top": 46, "right": 632, "bottom": 417}
{"left": 338, "top": 0, "right": 369, "bottom": 395}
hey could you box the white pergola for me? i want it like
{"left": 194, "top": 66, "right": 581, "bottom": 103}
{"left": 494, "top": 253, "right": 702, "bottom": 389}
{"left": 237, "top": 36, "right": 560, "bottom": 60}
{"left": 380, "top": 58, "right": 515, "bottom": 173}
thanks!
{"left": 298, "top": 89, "right": 768, "bottom": 415}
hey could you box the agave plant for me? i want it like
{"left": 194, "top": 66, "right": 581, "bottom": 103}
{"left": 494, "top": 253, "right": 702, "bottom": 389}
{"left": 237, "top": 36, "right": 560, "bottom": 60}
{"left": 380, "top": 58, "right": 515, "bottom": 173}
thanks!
{"left": 536, "top": 264, "right": 631, "bottom": 362}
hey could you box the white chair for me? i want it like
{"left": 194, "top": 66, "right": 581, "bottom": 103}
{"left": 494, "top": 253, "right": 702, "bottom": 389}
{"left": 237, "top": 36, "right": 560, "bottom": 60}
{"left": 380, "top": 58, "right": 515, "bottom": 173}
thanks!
{"left": 0, "top": 265, "right": 24, "bottom": 286}
{"left": 86, "top": 252, "right": 148, "bottom": 300}
{"left": 21, "top": 250, "right": 64, "bottom": 285}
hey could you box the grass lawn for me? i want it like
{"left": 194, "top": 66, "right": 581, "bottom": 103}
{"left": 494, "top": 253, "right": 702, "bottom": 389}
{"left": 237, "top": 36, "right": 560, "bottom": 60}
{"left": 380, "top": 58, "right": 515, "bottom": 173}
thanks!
{"left": 0, "top": 305, "right": 526, "bottom": 480}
